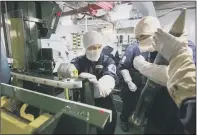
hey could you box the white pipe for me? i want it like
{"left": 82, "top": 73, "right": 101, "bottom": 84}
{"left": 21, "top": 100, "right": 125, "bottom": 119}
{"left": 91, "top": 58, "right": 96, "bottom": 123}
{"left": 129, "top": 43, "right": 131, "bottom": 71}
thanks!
{"left": 132, "top": 2, "right": 157, "bottom": 17}
{"left": 157, "top": 6, "right": 195, "bottom": 18}
{"left": 85, "top": 15, "right": 88, "bottom": 32}
{"left": 81, "top": 23, "right": 112, "bottom": 25}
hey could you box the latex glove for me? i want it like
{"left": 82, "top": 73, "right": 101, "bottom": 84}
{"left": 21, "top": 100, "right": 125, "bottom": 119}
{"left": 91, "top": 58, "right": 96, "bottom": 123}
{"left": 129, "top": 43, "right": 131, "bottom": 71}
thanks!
{"left": 121, "top": 69, "right": 137, "bottom": 92}
{"left": 127, "top": 81, "right": 137, "bottom": 92}
{"left": 57, "top": 63, "right": 77, "bottom": 78}
{"left": 152, "top": 28, "right": 188, "bottom": 62}
{"left": 96, "top": 75, "right": 115, "bottom": 98}
{"left": 79, "top": 73, "right": 100, "bottom": 98}
{"left": 134, "top": 55, "right": 168, "bottom": 87}
{"left": 78, "top": 73, "right": 98, "bottom": 84}
{"left": 79, "top": 73, "right": 115, "bottom": 98}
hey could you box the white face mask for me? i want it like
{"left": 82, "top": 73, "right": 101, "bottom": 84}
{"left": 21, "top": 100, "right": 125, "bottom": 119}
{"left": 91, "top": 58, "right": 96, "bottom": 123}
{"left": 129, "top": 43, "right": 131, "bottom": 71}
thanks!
{"left": 86, "top": 49, "right": 101, "bottom": 62}
{"left": 139, "top": 36, "right": 155, "bottom": 52}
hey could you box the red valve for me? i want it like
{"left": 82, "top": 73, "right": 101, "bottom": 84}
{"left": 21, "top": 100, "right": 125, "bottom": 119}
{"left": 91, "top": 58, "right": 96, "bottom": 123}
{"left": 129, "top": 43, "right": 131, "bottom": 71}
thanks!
{"left": 56, "top": 12, "right": 61, "bottom": 17}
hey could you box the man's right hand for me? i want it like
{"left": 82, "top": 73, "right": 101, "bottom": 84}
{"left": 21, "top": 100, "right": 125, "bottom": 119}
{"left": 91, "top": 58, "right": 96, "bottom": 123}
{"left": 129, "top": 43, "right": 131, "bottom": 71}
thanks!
{"left": 128, "top": 81, "right": 137, "bottom": 92}
{"left": 57, "top": 63, "right": 78, "bottom": 78}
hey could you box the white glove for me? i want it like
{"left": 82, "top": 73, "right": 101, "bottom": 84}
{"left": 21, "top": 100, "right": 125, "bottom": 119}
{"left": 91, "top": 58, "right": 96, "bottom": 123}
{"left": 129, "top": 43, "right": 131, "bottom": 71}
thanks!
{"left": 79, "top": 73, "right": 100, "bottom": 98}
{"left": 57, "top": 63, "right": 77, "bottom": 78}
{"left": 152, "top": 28, "right": 188, "bottom": 62}
{"left": 127, "top": 81, "right": 137, "bottom": 92}
{"left": 134, "top": 55, "right": 169, "bottom": 87}
{"left": 79, "top": 73, "right": 115, "bottom": 98}
{"left": 121, "top": 69, "right": 137, "bottom": 92}
{"left": 78, "top": 73, "right": 98, "bottom": 84}
{"left": 97, "top": 75, "right": 115, "bottom": 98}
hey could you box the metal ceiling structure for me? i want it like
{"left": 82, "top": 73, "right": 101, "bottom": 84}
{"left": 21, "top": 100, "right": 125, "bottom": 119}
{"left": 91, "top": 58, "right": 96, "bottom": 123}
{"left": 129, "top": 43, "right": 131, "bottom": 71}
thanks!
{"left": 154, "top": 1, "right": 196, "bottom": 10}
{"left": 55, "top": 1, "right": 195, "bottom": 30}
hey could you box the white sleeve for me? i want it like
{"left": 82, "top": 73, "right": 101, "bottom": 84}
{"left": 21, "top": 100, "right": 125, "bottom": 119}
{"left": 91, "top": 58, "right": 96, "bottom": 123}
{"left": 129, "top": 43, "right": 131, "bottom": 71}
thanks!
{"left": 133, "top": 56, "right": 169, "bottom": 87}
{"left": 167, "top": 52, "right": 196, "bottom": 106}
{"left": 94, "top": 75, "right": 115, "bottom": 98}
{"left": 121, "top": 69, "right": 132, "bottom": 83}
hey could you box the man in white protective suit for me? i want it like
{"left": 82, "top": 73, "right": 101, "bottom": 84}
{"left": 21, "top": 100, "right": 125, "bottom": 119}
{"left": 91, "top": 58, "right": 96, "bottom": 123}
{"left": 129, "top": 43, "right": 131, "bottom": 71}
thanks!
{"left": 133, "top": 16, "right": 196, "bottom": 106}
{"left": 133, "top": 16, "right": 196, "bottom": 134}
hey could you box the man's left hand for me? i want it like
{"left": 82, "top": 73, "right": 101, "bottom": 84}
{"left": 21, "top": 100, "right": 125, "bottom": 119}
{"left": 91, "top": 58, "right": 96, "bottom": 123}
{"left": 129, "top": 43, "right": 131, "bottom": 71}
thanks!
{"left": 79, "top": 73, "right": 98, "bottom": 84}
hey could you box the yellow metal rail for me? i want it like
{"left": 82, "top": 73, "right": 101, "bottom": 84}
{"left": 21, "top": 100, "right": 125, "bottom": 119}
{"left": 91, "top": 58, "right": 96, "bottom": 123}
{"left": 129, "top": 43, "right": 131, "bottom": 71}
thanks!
{"left": 1, "top": 96, "right": 52, "bottom": 134}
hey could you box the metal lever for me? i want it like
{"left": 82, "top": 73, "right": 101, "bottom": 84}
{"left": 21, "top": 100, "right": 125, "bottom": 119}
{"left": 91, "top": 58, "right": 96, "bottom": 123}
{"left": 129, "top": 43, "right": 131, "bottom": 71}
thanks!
{"left": 11, "top": 72, "right": 82, "bottom": 89}
{"left": 1, "top": 83, "right": 112, "bottom": 128}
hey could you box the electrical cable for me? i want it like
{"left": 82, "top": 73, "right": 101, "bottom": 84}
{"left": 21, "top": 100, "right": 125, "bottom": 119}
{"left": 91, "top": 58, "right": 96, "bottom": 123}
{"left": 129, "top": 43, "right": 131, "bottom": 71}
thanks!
{"left": 157, "top": 6, "right": 195, "bottom": 18}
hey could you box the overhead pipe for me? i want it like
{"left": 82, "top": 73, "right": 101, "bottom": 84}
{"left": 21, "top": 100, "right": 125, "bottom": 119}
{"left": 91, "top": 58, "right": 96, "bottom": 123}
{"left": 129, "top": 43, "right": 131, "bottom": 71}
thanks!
{"left": 155, "top": 2, "right": 195, "bottom": 10}
{"left": 61, "top": 6, "right": 89, "bottom": 17}
{"left": 157, "top": 6, "right": 195, "bottom": 18}
{"left": 61, "top": 2, "right": 114, "bottom": 17}
{"left": 61, "top": 5, "right": 114, "bottom": 26}
{"left": 80, "top": 12, "right": 114, "bottom": 25}
{"left": 85, "top": 15, "right": 88, "bottom": 32}
{"left": 78, "top": 22, "right": 112, "bottom": 26}
{"left": 132, "top": 2, "right": 157, "bottom": 17}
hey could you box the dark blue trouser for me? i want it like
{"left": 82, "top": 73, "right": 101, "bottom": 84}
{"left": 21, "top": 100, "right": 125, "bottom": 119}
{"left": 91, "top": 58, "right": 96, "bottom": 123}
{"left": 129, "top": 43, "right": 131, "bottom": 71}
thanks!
{"left": 95, "top": 95, "right": 117, "bottom": 135}
{"left": 120, "top": 85, "right": 143, "bottom": 122}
